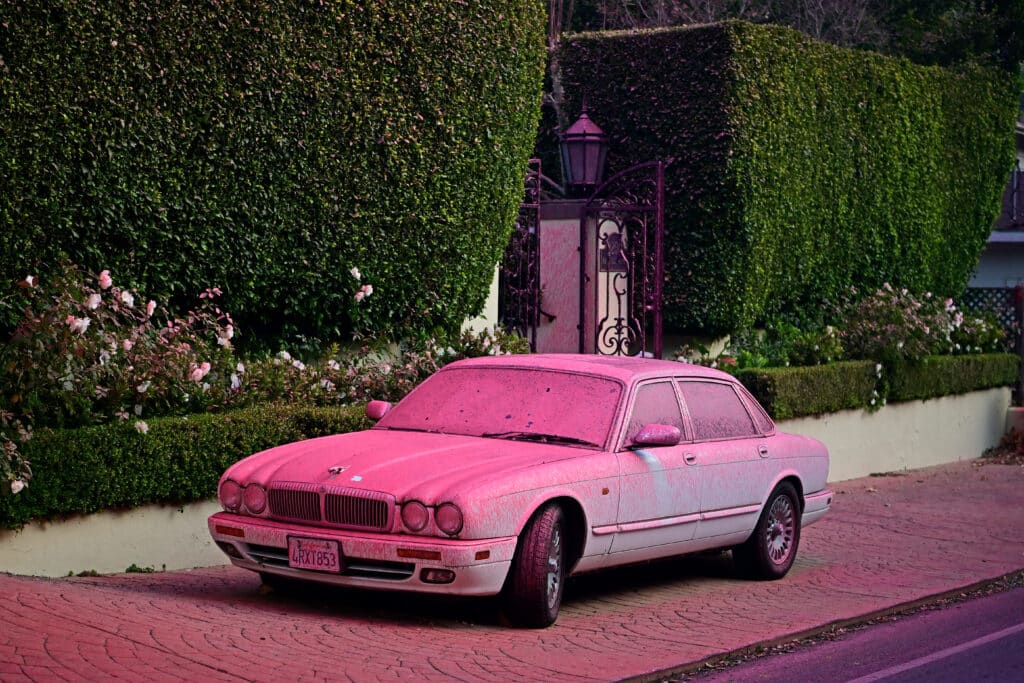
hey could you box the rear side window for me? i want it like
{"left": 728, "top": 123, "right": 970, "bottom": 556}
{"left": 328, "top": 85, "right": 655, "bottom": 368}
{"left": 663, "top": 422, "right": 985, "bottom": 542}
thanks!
{"left": 623, "top": 381, "right": 684, "bottom": 446}
{"left": 677, "top": 381, "right": 757, "bottom": 441}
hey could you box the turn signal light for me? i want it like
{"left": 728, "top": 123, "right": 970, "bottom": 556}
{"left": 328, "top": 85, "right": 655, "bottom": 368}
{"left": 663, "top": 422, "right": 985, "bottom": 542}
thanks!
{"left": 215, "top": 524, "right": 245, "bottom": 538}
{"left": 397, "top": 548, "right": 442, "bottom": 561}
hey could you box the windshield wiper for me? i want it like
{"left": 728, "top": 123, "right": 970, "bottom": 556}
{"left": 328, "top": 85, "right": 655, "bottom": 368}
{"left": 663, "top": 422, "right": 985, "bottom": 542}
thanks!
{"left": 380, "top": 426, "right": 445, "bottom": 434}
{"left": 482, "top": 431, "right": 599, "bottom": 447}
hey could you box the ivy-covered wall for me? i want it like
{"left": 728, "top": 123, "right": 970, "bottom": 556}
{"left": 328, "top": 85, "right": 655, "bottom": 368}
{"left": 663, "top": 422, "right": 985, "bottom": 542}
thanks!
{"left": 0, "top": 1, "right": 546, "bottom": 342}
{"left": 555, "top": 21, "right": 1018, "bottom": 334}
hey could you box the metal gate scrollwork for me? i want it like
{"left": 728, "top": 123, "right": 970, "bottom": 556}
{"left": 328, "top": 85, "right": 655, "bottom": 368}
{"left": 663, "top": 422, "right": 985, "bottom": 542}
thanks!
{"left": 580, "top": 161, "right": 665, "bottom": 359}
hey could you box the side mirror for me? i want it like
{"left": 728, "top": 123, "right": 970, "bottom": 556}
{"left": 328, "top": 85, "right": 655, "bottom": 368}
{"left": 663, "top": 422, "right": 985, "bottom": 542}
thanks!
{"left": 632, "top": 423, "right": 681, "bottom": 448}
{"left": 366, "top": 400, "right": 392, "bottom": 421}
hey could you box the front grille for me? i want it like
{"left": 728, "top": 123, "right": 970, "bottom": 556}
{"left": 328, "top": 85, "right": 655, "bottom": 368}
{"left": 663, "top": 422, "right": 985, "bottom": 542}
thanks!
{"left": 325, "top": 491, "right": 389, "bottom": 529}
{"left": 267, "top": 482, "right": 394, "bottom": 532}
{"left": 268, "top": 487, "right": 320, "bottom": 522}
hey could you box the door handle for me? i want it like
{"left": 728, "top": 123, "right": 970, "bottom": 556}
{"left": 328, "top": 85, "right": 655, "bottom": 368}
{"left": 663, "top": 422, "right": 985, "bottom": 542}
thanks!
{"left": 684, "top": 452, "right": 697, "bottom": 465}
{"left": 758, "top": 445, "right": 769, "bottom": 458}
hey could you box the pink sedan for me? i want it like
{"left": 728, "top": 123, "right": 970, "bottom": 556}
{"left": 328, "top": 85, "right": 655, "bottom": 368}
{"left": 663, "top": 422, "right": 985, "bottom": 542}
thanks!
{"left": 209, "top": 354, "right": 832, "bottom": 627}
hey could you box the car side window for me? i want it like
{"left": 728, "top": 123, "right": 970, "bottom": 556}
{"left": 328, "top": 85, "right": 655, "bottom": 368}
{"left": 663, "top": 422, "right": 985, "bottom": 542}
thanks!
{"left": 624, "top": 381, "right": 684, "bottom": 446}
{"left": 677, "top": 381, "right": 757, "bottom": 441}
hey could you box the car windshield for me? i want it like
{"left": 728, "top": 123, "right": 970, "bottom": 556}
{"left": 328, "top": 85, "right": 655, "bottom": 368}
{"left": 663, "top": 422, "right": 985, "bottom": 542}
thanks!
{"left": 375, "top": 366, "right": 622, "bottom": 448}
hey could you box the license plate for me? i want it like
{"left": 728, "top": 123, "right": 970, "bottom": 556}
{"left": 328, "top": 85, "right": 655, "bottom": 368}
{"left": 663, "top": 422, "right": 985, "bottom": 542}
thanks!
{"left": 288, "top": 537, "right": 342, "bottom": 573}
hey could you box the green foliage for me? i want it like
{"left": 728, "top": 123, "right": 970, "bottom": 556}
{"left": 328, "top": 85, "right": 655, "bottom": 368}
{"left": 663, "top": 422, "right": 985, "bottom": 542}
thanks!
{"left": 554, "top": 21, "right": 1018, "bottom": 334}
{"left": 736, "top": 353, "right": 1017, "bottom": 420}
{"left": 0, "top": 403, "right": 369, "bottom": 530}
{"left": 887, "top": 353, "right": 1019, "bottom": 402}
{"left": 736, "top": 361, "right": 880, "bottom": 420}
{"left": 0, "top": 1, "right": 547, "bottom": 344}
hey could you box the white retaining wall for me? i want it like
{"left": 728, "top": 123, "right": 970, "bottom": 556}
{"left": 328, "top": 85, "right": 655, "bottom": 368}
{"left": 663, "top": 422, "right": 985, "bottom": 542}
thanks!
{"left": 0, "top": 387, "right": 1010, "bottom": 577}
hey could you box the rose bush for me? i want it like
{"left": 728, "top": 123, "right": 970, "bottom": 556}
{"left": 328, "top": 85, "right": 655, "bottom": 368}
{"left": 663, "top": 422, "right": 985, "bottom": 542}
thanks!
{"left": 0, "top": 265, "right": 528, "bottom": 495}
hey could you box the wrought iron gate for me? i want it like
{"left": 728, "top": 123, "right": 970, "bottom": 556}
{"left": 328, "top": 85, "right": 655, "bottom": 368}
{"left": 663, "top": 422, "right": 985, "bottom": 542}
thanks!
{"left": 579, "top": 161, "right": 665, "bottom": 358}
{"left": 497, "top": 159, "right": 542, "bottom": 350}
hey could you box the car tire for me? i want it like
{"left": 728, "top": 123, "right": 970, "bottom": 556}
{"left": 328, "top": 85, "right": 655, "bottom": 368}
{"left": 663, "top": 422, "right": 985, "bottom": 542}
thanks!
{"left": 734, "top": 481, "right": 801, "bottom": 580}
{"left": 501, "top": 503, "right": 566, "bottom": 628}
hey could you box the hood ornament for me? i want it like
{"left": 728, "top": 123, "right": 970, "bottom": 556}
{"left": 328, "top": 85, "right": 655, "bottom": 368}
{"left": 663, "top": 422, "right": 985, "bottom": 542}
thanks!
{"left": 327, "top": 465, "right": 349, "bottom": 478}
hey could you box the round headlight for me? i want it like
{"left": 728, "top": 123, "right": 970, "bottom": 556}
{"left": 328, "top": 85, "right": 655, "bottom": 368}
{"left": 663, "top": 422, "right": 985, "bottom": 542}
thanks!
{"left": 435, "top": 503, "right": 463, "bottom": 536}
{"left": 401, "top": 500, "right": 429, "bottom": 532}
{"left": 243, "top": 484, "right": 267, "bottom": 515}
{"left": 220, "top": 479, "right": 242, "bottom": 512}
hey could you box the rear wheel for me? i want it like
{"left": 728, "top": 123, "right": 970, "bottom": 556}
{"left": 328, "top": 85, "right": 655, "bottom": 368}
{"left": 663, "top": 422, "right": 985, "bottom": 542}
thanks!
{"left": 501, "top": 503, "right": 566, "bottom": 628}
{"left": 734, "top": 482, "right": 801, "bottom": 580}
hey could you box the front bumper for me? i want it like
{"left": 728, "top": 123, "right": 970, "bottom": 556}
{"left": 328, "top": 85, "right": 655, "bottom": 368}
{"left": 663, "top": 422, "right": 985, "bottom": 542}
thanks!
{"left": 208, "top": 512, "right": 517, "bottom": 596}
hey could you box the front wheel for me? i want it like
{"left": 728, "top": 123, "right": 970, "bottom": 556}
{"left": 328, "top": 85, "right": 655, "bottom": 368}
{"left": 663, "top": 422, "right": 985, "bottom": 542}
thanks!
{"left": 734, "top": 482, "right": 801, "bottom": 580}
{"left": 501, "top": 503, "right": 566, "bottom": 628}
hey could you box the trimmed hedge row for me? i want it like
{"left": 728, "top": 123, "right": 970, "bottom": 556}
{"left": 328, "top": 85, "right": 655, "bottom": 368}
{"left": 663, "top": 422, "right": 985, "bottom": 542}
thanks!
{"left": 736, "top": 361, "right": 879, "bottom": 421}
{"left": 3, "top": 353, "right": 1017, "bottom": 529}
{"left": 887, "top": 354, "right": 1020, "bottom": 403}
{"left": 0, "top": 1, "right": 546, "bottom": 342}
{"left": 0, "top": 404, "right": 369, "bottom": 530}
{"left": 736, "top": 354, "right": 1018, "bottom": 420}
{"left": 554, "top": 21, "right": 1017, "bottom": 334}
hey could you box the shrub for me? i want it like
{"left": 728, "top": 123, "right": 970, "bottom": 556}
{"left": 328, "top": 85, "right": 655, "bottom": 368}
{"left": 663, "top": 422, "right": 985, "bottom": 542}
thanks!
{"left": 839, "top": 284, "right": 1010, "bottom": 363}
{"left": 0, "top": 266, "right": 531, "bottom": 497}
{"left": 0, "top": 1, "right": 547, "bottom": 344}
{"left": 553, "top": 21, "right": 1017, "bottom": 334}
{"left": 0, "top": 404, "right": 370, "bottom": 529}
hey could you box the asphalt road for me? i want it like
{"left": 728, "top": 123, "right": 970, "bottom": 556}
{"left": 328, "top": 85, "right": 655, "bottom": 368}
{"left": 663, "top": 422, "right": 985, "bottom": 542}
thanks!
{"left": 686, "top": 584, "right": 1024, "bottom": 682}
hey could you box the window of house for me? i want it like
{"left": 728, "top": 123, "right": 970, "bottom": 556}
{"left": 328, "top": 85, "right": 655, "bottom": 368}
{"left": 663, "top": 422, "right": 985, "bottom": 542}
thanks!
{"left": 677, "top": 381, "right": 757, "bottom": 441}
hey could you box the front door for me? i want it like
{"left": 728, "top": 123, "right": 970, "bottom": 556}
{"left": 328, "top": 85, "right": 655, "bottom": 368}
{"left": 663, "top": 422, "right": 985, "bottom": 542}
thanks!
{"left": 609, "top": 380, "right": 699, "bottom": 554}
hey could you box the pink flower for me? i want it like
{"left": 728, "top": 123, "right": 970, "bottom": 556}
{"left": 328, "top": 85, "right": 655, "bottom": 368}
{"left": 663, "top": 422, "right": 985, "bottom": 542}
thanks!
{"left": 189, "top": 361, "right": 212, "bottom": 382}
{"left": 120, "top": 290, "right": 135, "bottom": 307}
{"left": 10, "top": 480, "right": 26, "bottom": 495}
{"left": 98, "top": 270, "right": 113, "bottom": 290}
{"left": 69, "top": 316, "right": 91, "bottom": 334}
{"left": 122, "top": 339, "right": 134, "bottom": 351}
{"left": 354, "top": 283, "right": 374, "bottom": 302}
{"left": 87, "top": 293, "right": 102, "bottom": 309}
{"left": 134, "top": 421, "right": 149, "bottom": 434}
{"left": 146, "top": 300, "right": 156, "bottom": 317}
{"left": 350, "top": 266, "right": 361, "bottom": 280}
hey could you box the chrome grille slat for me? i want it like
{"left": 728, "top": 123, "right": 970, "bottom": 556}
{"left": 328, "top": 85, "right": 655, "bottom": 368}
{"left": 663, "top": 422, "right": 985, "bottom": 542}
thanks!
{"left": 267, "top": 482, "right": 394, "bottom": 531}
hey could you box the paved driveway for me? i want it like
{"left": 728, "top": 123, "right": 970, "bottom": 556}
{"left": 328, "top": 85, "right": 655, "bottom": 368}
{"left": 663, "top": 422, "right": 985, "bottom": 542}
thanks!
{"left": 3, "top": 460, "right": 1024, "bottom": 682}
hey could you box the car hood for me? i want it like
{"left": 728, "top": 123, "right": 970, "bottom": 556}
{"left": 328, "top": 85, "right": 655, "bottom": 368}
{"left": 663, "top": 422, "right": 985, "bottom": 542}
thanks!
{"left": 224, "top": 428, "right": 595, "bottom": 502}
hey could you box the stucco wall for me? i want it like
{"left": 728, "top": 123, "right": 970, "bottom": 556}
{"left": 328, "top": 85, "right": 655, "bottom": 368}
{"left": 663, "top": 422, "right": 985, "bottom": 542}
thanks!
{"left": 780, "top": 387, "right": 1010, "bottom": 483}
{"left": 0, "top": 387, "right": 1010, "bottom": 577}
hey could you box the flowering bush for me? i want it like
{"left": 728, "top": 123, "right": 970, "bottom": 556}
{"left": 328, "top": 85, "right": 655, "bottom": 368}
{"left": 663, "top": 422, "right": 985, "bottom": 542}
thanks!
{"left": 0, "top": 265, "right": 244, "bottom": 494}
{"left": 0, "top": 262, "right": 529, "bottom": 495}
{"left": 1, "top": 264, "right": 237, "bottom": 430}
{"left": 839, "top": 284, "right": 1008, "bottom": 362}
{"left": 675, "top": 284, "right": 1010, "bottom": 375}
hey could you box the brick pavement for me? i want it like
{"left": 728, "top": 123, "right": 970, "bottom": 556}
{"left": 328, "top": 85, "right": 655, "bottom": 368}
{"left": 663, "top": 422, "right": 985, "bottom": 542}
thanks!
{"left": 2, "top": 459, "right": 1023, "bottom": 682}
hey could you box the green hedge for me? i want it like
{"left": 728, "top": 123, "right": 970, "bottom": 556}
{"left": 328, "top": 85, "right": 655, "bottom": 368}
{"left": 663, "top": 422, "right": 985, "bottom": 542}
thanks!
{"left": 887, "top": 354, "right": 1020, "bottom": 402}
{"left": 0, "top": 404, "right": 369, "bottom": 530}
{"left": 0, "top": 1, "right": 546, "bottom": 342}
{"left": 736, "top": 361, "right": 879, "bottom": 420}
{"left": 737, "top": 353, "right": 1018, "bottom": 420}
{"left": 2, "top": 353, "right": 1017, "bottom": 528}
{"left": 554, "top": 21, "right": 1017, "bottom": 334}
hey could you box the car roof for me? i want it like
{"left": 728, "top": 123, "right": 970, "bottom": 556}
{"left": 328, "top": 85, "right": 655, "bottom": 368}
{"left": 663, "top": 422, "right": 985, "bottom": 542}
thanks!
{"left": 442, "top": 353, "right": 737, "bottom": 385}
